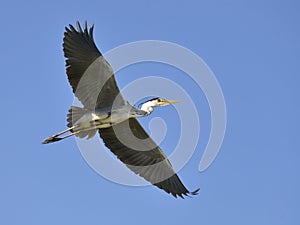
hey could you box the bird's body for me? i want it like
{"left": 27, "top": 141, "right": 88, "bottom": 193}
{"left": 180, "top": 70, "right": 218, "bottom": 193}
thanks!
{"left": 73, "top": 103, "right": 147, "bottom": 130}
{"left": 43, "top": 21, "right": 199, "bottom": 198}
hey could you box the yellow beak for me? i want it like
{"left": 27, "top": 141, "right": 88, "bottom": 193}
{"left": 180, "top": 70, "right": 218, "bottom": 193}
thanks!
{"left": 164, "top": 99, "right": 181, "bottom": 105}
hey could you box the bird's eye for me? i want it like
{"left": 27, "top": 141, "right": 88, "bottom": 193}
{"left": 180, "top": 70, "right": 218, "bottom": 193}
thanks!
{"left": 158, "top": 98, "right": 162, "bottom": 102}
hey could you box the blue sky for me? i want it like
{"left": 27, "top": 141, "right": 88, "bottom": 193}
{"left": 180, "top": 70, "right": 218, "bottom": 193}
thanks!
{"left": 1, "top": 0, "right": 299, "bottom": 224}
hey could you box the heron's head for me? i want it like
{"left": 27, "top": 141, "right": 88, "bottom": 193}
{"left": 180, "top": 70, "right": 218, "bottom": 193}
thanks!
{"left": 140, "top": 97, "right": 180, "bottom": 114}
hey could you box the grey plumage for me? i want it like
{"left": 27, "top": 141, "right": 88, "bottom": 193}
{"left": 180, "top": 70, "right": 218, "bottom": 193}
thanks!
{"left": 43, "top": 21, "right": 199, "bottom": 198}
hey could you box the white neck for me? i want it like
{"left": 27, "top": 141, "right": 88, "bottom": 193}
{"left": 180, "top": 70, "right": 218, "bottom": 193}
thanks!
{"left": 140, "top": 101, "right": 155, "bottom": 114}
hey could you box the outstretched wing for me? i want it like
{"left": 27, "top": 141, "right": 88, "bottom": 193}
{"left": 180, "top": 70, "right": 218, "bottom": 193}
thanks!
{"left": 99, "top": 118, "right": 199, "bottom": 198}
{"left": 63, "top": 21, "right": 125, "bottom": 110}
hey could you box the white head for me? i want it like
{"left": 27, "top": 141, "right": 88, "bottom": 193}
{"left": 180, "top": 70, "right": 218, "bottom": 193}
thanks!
{"left": 140, "top": 97, "right": 180, "bottom": 114}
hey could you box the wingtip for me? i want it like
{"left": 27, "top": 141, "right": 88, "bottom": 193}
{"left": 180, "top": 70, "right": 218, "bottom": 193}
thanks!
{"left": 84, "top": 20, "right": 88, "bottom": 32}
{"left": 180, "top": 188, "right": 200, "bottom": 199}
{"left": 76, "top": 21, "right": 83, "bottom": 33}
{"left": 68, "top": 24, "right": 76, "bottom": 33}
{"left": 64, "top": 21, "right": 95, "bottom": 37}
{"left": 190, "top": 188, "right": 200, "bottom": 195}
{"left": 171, "top": 188, "right": 200, "bottom": 199}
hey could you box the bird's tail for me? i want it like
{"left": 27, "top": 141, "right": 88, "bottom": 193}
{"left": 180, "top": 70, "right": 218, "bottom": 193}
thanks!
{"left": 66, "top": 106, "right": 97, "bottom": 139}
{"left": 42, "top": 106, "right": 97, "bottom": 144}
{"left": 67, "top": 106, "right": 89, "bottom": 128}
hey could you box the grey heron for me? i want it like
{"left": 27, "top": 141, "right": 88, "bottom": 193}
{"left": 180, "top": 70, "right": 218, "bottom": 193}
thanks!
{"left": 43, "top": 21, "right": 199, "bottom": 198}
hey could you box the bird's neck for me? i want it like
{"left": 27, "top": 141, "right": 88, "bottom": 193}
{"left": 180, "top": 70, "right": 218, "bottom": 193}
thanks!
{"left": 140, "top": 101, "right": 154, "bottom": 115}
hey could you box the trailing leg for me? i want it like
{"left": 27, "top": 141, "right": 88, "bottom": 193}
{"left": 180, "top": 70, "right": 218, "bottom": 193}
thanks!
{"left": 42, "top": 126, "right": 76, "bottom": 144}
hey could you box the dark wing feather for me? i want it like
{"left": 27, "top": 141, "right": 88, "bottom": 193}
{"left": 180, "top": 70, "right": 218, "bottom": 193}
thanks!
{"left": 63, "top": 21, "right": 125, "bottom": 110}
{"left": 99, "top": 118, "right": 199, "bottom": 198}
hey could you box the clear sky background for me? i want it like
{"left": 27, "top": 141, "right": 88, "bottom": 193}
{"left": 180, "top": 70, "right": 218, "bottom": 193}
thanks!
{"left": 0, "top": 0, "right": 299, "bottom": 225}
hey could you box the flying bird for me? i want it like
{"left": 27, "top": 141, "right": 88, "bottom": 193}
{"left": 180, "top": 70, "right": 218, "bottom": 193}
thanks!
{"left": 43, "top": 21, "right": 199, "bottom": 198}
